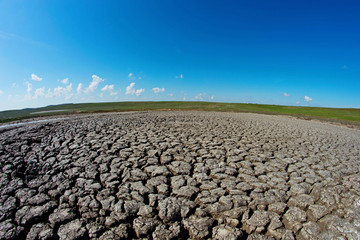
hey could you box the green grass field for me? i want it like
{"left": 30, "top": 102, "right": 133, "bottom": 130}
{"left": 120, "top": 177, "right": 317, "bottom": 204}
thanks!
{"left": 1, "top": 101, "right": 360, "bottom": 127}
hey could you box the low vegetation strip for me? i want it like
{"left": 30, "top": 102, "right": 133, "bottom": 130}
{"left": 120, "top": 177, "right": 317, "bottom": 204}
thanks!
{"left": 0, "top": 101, "right": 359, "bottom": 126}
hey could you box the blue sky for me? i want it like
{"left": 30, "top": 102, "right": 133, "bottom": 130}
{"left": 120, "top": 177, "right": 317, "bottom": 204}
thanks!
{"left": 0, "top": 0, "right": 359, "bottom": 111}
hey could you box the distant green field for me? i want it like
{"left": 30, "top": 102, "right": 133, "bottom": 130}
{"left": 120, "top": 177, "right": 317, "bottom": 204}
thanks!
{"left": 1, "top": 101, "right": 360, "bottom": 127}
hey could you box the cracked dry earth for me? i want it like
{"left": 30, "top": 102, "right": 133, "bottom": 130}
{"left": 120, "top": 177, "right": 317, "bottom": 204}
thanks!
{"left": 0, "top": 111, "right": 360, "bottom": 240}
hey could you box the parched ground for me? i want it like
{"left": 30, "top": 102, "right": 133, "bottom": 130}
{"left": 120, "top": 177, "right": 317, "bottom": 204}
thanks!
{"left": 0, "top": 111, "right": 359, "bottom": 240}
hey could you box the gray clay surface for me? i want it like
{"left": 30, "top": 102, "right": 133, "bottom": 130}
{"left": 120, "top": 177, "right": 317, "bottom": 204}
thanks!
{"left": 0, "top": 111, "right": 359, "bottom": 239}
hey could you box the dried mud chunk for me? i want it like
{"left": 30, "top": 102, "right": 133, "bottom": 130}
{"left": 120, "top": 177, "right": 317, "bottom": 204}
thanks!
{"left": 243, "top": 210, "right": 270, "bottom": 234}
{"left": 133, "top": 216, "right": 159, "bottom": 238}
{"left": 267, "top": 216, "right": 286, "bottom": 239}
{"left": 98, "top": 230, "right": 118, "bottom": 240}
{"left": 130, "top": 181, "right": 150, "bottom": 195}
{"left": 144, "top": 165, "right": 171, "bottom": 177}
{"left": 26, "top": 223, "right": 53, "bottom": 240}
{"left": 15, "top": 201, "right": 57, "bottom": 226}
{"left": 307, "top": 204, "right": 328, "bottom": 222}
{"left": 167, "top": 161, "right": 192, "bottom": 175}
{"left": 86, "top": 222, "right": 105, "bottom": 238}
{"left": 268, "top": 202, "right": 287, "bottom": 214}
{"left": 138, "top": 205, "right": 155, "bottom": 218}
{"left": 212, "top": 224, "right": 243, "bottom": 240}
{"left": 152, "top": 223, "right": 181, "bottom": 240}
{"left": 183, "top": 216, "right": 215, "bottom": 239}
{"left": 170, "top": 175, "right": 186, "bottom": 190}
{"left": 49, "top": 208, "right": 76, "bottom": 226}
{"left": 0, "top": 196, "right": 16, "bottom": 222}
{"left": 289, "top": 183, "right": 310, "bottom": 196}
{"left": 172, "top": 186, "right": 199, "bottom": 199}
{"left": 247, "top": 233, "right": 275, "bottom": 240}
{"left": 0, "top": 220, "right": 17, "bottom": 239}
{"left": 282, "top": 207, "right": 306, "bottom": 233}
{"left": 158, "top": 197, "right": 195, "bottom": 222}
{"left": 281, "top": 230, "right": 295, "bottom": 240}
{"left": 287, "top": 194, "right": 314, "bottom": 210}
{"left": 57, "top": 219, "right": 87, "bottom": 240}
{"left": 319, "top": 215, "right": 360, "bottom": 239}
{"left": 232, "top": 195, "right": 251, "bottom": 207}
{"left": 15, "top": 188, "right": 37, "bottom": 207}
{"left": 297, "top": 221, "right": 321, "bottom": 240}
{"left": 123, "top": 200, "right": 142, "bottom": 217}
{"left": 112, "top": 223, "right": 130, "bottom": 239}
{"left": 318, "top": 191, "right": 337, "bottom": 211}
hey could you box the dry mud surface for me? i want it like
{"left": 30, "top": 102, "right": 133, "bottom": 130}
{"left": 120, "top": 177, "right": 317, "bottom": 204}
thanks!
{"left": 0, "top": 111, "right": 359, "bottom": 240}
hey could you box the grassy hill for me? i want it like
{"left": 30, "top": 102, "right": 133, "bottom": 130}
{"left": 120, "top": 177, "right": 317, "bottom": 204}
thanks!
{"left": 1, "top": 101, "right": 359, "bottom": 127}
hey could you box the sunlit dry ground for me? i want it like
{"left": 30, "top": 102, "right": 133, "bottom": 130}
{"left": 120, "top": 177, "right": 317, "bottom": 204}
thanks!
{"left": 0, "top": 111, "right": 359, "bottom": 239}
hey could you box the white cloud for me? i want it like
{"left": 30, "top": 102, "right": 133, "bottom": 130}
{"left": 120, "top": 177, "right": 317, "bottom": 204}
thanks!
{"left": 135, "top": 89, "right": 145, "bottom": 96}
{"left": 176, "top": 74, "right": 183, "bottom": 79}
{"left": 31, "top": 73, "right": 42, "bottom": 81}
{"left": 125, "top": 82, "right": 144, "bottom": 96}
{"left": 65, "top": 94, "right": 73, "bottom": 100}
{"left": 283, "top": 92, "right": 290, "bottom": 97}
{"left": 195, "top": 93, "right": 205, "bottom": 100}
{"left": 46, "top": 84, "right": 72, "bottom": 98}
{"left": 152, "top": 87, "right": 165, "bottom": 94}
{"left": 0, "top": 90, "right": 3, "bottom": 95}
{"left": 101, "top": 85, "right": 114, "bottom": 92}
{"left": 77, "top": 83, "right": 83, "bottom": 94}
{"left": 24, "top": 81, "right": 32, "bottom": 100}
{"left": 303, "top": 96, "right": 312, "bottom": 102}
{"left": 84, "top": 75, "right": 104, "bottom": 93}
{"left": 128, "top": 72, "right": 140, "bottom": 81}
{"left": 296, "top": 101, "right": 301, "bottom": 104}
{"left": 101, "top": 84, "right": 117, "bottom": 96}
{"left": 34, "top": 87, "right": 45, "bottom": 99}
{"left": 61, "top": 78, "right": 69, "bottom": 85}
{"left": 26, "top": 82, "right": 32, "bottom": 93}
{"left": 125, "top": 82, "right": 136, "bottom": 95}
{"left": 168, "top": 93, "right": 174, "bottom": 97}
{"left": 211, "top": 95, "right": 214, "bottom": 100}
